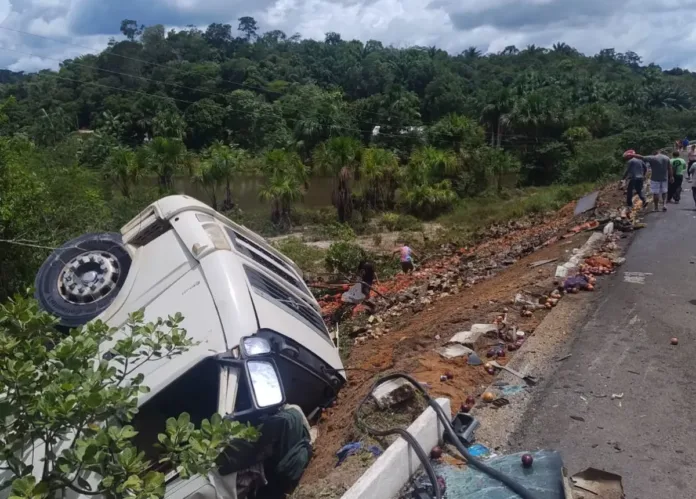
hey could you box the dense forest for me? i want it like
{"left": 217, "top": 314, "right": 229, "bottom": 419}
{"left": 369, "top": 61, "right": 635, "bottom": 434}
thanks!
{"left": 2, "top": 16, "right": 696, "bottom": 299}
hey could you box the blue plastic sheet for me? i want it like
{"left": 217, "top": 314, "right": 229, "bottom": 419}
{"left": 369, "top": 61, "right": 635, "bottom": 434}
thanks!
{"left": 434, "top": 450, "right": 565, "bottom": 499}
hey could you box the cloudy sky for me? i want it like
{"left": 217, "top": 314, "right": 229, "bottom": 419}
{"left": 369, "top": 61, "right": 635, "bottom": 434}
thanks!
{"left": 1, "top": 0, "right": 696, "bottom": 73}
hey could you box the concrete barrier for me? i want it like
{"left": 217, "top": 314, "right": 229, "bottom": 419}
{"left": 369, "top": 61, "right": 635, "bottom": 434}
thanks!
{"left": 340, "top": 398, "right": 451, "bottom": 499}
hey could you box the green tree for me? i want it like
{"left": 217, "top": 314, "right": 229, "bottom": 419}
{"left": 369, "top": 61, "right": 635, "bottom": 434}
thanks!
{"left": 238, "top": 17, "right": 259, "bottom": 41}
{"left": 141, "top": 137, "right": 188, "bottom": 192}
{"left": 360, "top": 147, "right": 400, "bottom": 210}
{"left": 104, "top": 146, "right": 142, "bottom": 197}
{"left": 120, "top": 19, "right": 143, "bottom": 41}
{"left": 152, "top": 109, "right": 186, "bottom": 140}
{"left": 313, "top": 137, "right": 362, "bottom": 223}
{"left": 194, "top": 142, "right": 247, "bottom": 210}
{"left": 259, "top": 149, "right": 307, "bottom": 226}
{"left": 0, "top": 296, "right": 258, "bottom": 499}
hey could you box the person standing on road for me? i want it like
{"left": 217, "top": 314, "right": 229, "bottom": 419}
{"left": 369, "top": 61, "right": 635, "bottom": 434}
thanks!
{"left": 633, "top": 150, "right": 674, "bottom": 211}
{"left": 683, "top": 137, "right": 690, "bottom": 151}
{"left": 623, "top": 150, "right": 647, "bottom": 210}
{"left": 687, "top": 145, "right": 696, "bottom": 181}
{"left": 669, "top": 151, "right": 687, "bottom": 203}
{"left": 394, "top": 244, "right": 416, "bottom": 273}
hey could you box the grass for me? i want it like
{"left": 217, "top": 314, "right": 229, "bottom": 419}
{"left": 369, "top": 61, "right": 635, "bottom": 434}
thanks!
{"left": 438, "top": 183, "right": 597, "bottom": 234}
{"left": 273, "top": 237, "right": 327, "bottom": 275}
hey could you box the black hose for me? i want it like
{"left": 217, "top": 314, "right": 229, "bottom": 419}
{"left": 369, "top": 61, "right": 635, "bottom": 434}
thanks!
{"left": 355, "top": 377, "right": 442, "bottom": 499}
{"left": 357, "top": 373, "right": 538, "bottom": 499}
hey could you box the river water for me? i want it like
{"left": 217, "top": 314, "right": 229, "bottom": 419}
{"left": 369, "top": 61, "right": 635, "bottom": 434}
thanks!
{"left": 170, "top": 175, "right": 335, "bottom": 211}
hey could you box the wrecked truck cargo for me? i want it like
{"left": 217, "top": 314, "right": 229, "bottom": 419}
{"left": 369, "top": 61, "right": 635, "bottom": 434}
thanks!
{"left": 24, "top": 195, "right": 346, "bottom": 498}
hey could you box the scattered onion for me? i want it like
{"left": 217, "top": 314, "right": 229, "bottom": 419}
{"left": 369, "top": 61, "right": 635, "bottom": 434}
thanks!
{"left": 482, "top": 391, "right": 496, "bottom": 403}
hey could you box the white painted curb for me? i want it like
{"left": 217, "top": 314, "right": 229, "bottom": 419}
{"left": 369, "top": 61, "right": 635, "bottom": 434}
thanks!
{"left": 340, "top": 398, "right": 451, "bottom": 499}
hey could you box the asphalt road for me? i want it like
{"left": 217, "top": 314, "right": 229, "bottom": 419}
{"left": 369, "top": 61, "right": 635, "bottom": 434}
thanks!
{"left": 511, "top": 199, "right": 696, "bottom": 498}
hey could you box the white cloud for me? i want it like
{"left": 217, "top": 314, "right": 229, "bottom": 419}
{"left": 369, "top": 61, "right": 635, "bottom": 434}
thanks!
{"left": 27, "top": 16, "right": 69, "bottom": 37}
{"left": 8, "top": 55, "right": 58, "bottom": 71}
{"left": 1, "top": 0, "right": 696, "bottom": 73}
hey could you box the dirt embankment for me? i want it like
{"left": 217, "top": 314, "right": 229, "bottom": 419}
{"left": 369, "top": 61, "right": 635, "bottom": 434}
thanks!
{"left": 294, "top": 184, "right": 628, "bottom": 499}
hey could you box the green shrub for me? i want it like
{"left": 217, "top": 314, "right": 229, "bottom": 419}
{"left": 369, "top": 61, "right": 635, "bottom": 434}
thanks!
{"left": 273, "top": 237, "right": 326, "bottom": 275}
{"left": 325, "top": 241, "right": 367, "bottom": 276}
{"left": 396, "top": 180, "right": 458, "bottom": 219}
{"left": 378, "top": 212, "right": 424, "bottom": 232}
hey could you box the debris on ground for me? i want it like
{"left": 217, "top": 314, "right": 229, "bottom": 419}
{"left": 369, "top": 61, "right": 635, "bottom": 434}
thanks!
{"left": 295, "top": 184, "right": 631, "bottom": 497}
{"left": 574, "top": 191, "right": 600, "bottom": 216}
{"left": 372, "top": 378, "right": 415, "bottom": 409}
{"left": 335, "top": 442, "right": 382, "bottom": 467}
{"left": 571, "top": 468, "right": 625, "bottom": 498}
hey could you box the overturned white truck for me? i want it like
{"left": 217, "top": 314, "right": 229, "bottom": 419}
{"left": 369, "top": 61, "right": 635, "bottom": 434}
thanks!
{"left": 19, "top": 195, "right": 346, "bottom": 498}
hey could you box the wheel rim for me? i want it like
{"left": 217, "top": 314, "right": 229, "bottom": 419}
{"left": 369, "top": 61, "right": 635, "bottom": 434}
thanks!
{"left": 57, "top": 250, "right": 121, "bottom": 305}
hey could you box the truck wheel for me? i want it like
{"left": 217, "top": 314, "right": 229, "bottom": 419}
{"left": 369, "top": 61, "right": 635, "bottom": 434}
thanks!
{"left": 34, "top": 232, "right": 132, "bottom": 328}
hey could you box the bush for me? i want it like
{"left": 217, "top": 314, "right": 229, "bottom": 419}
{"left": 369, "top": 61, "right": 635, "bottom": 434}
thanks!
{"left": 325, "top": 241, "right": 367, "bottom": 276}
{"left": 0, "top": 296, "right": 258, "bottom": 499}
{"left": 561, "top": 137, "right": 622, "bottom": 183}
{"left": 304, "top": 222, "right": 356, "bottom": 242}
{"left": 273, "top": 237, "right": 327, "bottom": 275}
{"left": 378, "top": 213, "right": 424, "bottom": 232}
{"left": 396, "top": 180, "right": 458, "bottom": 219}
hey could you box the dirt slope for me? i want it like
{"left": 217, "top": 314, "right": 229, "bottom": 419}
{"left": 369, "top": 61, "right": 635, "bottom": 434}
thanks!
{"left": 294, "top": 185, "right": 626, "bottom": 498}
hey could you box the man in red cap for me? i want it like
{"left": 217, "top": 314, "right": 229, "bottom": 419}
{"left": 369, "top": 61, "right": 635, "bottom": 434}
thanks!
{"left": 623, "top": 149, "right": 647, "bottom": 210}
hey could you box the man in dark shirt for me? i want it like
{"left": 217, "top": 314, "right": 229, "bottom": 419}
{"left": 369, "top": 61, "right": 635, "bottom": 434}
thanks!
{"left": 623, "top": 150, "right": 647, "bottom": 209}
{"left": 633, "top": 150, "right": 674, "bottom": 211}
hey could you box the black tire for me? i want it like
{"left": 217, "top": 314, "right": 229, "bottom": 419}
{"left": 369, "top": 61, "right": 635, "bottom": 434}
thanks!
{"left": 34, "top": 232, "right": 132, "bottom": 328}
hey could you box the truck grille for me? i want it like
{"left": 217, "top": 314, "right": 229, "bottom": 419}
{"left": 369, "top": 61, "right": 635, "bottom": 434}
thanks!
{"left": 225, "top": 227, "right": 308, "bottom": 296}
{"left": 245, "top": 266, "right": 330, "bottom": 341}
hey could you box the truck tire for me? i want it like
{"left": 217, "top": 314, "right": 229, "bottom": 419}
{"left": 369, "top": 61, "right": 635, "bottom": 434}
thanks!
{"left": 34, "top": 232, "right": 132, "bottom": 328}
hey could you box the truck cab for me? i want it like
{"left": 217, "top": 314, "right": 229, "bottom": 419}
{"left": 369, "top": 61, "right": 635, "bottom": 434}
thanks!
{"left": 28, "top": 195, "right": 345, "bottom": 497}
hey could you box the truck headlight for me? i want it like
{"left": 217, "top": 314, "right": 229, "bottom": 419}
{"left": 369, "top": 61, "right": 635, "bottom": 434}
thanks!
{"left": 247, "top": 360, "right": 284, "bottom": 408}
{"left": 242, "top": 336, "right": 271, "bottom": 356}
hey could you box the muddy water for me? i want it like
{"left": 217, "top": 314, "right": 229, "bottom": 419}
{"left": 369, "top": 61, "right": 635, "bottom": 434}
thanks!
{"left": 168, "top": 175, "right": 334, "bottom": 211}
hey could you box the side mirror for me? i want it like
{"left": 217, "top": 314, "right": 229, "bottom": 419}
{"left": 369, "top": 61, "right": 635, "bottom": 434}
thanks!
{"left": 245, "top": 359, "right": 285, "bottom": 409}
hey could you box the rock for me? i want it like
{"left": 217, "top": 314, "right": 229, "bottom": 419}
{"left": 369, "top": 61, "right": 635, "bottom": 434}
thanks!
{"left": 372, "top": 378, "right": 415, "bottom": 409}
{"left": 368, "top": 315, "right": 376, "bottom": 324}
{"left": 437, "top": 344, "right": 474, "bottom": 359}
{"left": 440, "top": 292, "right": 450, "bottom": 298}
{"left": 411, "top": 303, "right": 425, "bottom": 314}
{"left": 447, "top": 329, "right": 488, "bottom": 349}
{"left": 470, "top": 324, "right": 499, "bottom": 334}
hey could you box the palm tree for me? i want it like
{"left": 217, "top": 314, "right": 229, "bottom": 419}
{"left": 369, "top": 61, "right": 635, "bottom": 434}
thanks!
{"left": 152, "top": 109, "right": 186, "bottom": 140}
{"left": 462, "top": 47, "right": 482, "bottom": 60}
{"left": 141, "top": 137, "right": 188, "bottom": 192}
{"left": 104, "top": 146, "right": 141, "bottom": 197}
{"left": 551, "top": 43, "right": 578, "bottom": 56}
{"left": 259, "top": 150, "right": 306, "bottom": 226}
{"left": 481, "top": 88, "right": 514, "bottom": 147}
{"left": 205, "top": 141, "right": 246, "bottom": 209}
{"left": 360, "top": 147, "right": 400, "bottom": 210}
{"left": 192, "top": 159, "right": 221, "bottom": 210}
{"left": 405, "top": 146, "right": 458, "bottom": 185}
{"left": 312, "top": 137, "right": 362, "bottom": 223}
